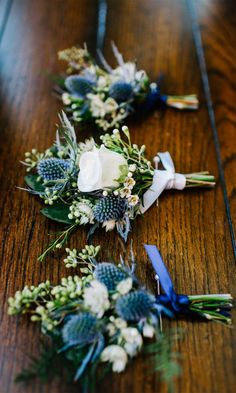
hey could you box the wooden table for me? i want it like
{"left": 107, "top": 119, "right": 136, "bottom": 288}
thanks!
{"left": 0, "top": 1, "right": 235, "bottom": 392}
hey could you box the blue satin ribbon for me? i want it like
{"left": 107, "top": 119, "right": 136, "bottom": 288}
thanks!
{"left": 142, "top": 88, "right": 167, "bottom": 112}
{"left": 144, "top": 244, "right": 189, "bottom": 313}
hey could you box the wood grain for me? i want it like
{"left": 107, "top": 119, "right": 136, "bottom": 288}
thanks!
{"left": 194, "top": 0, "right": 236, "bottom": 230}
{"left": 0, "top": 1, "right": 235, "bottom": 393}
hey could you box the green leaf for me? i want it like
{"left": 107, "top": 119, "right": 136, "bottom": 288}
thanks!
{"left": 25, "top": 175, "right": 45, "bottom": 193}
{"left": 41, "top": 203, "right": 73, "bottom": 224}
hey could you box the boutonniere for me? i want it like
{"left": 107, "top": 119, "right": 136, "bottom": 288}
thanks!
{"left": 22, "top": 113, "right": 215, "bottom": 260}
{"left": 55, "top": 43, "right": 199, "bottom": 132}
{"left": 8, "top": 245, "right": 232, "bottom": 390}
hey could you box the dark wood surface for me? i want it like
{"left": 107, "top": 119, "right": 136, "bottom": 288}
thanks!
{"left": 0, "top": 1, "right": 235, "bottom": 392}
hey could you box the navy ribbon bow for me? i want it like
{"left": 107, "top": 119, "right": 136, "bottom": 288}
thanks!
{"left": 144, "top": 244, "right": 189, "bottom": 313}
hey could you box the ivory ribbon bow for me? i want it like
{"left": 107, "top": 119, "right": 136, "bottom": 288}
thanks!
{"left": 139, "top": 152, "right": 186, "bottom": 214}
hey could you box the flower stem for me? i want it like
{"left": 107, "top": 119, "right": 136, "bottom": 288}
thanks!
{"left": 38, "top": 224, "right": 78, "bottom": 262}
{"left": 166, "top": 94, "right": 199, "bottom": 110}
{"left": 185, "top": 172, "right": 215, "bottom": 188}
{"left": 188, "top": 294, "right": 233, "bottom": 324}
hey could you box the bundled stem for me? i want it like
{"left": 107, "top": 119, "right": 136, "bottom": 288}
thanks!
{"left": 185, "top": 172, "right": 216, "bottom": 188}
{"left": 165, "top": 94, "right": 199, "bottom": 110}
{"left": 188, "top": 294, "right": 233, "bottom": 324}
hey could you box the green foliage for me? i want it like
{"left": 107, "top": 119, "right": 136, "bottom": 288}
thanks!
{"left": 144, "top": 329, "right": 184, "bottom": 393}
{"left": 41, "top": 203, "right": 73, "bottom": 224}
{"left": 15, "top": 342, "right": 62, "bottom": 383}
{"left": 25, "top": 175, "right": 45, "bottom": 193}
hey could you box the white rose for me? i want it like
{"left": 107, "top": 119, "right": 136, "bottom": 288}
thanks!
{"left": 101, "top": 345, "right": 128, "bottom": 373}
{"left": 78, "top": 146, "right": 128, "bottom": 192}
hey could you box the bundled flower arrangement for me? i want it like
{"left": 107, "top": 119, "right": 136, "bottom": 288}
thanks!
{"left": 55, "top": 43, "right": 199, "bottom": 132}
{"left": 8, "top": 244, "right": 233, "bottom": 390}
{"left": 22, "top": 113, "right": 215, "bottom": 260}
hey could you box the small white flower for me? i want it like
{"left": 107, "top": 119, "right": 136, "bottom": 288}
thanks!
{"left": 83, "top": 280, "right": 110, "bottom": 318}
{"left": 128, "top": 195, "right": 139, "bottom": 206}
{"left": 88, "top": 94, "right": 118, "bottom": 118}
{"left": 113, "top": 62, "right": 137, "bottom": 83}
{"left": 78, "top": 138, "right": 95, "bottom": 153}
{"left": 116, "top": 278, "right": 133, "bottom": 295}
{"left": 87, "top": 94, "right": 106, "bottom": 118}
{"left": 68, "top": 200, "right": 94, "bottom": 224}
{"left": 120, "top": 187, "right": 131, "bottom": 198}
{"left": 143, "top": 323, "right": 155, "bottom": 338}
{"left": 124, "top": 343, "right": 139, "bottom": 357}
{"left": 62, "top": 92, "right": 71, "bottom": 105}
{"left": 113, "top": 128, "right": 120, "bottom": 135}
{"left": 121, "top": 327, "right": 143, "bottom": 345}
{"left": 124, "top": 177, "right": 136, "bottom": 189}
{"left": 150, "top": 82, "right": 157, "bottom": 90}
{"left": 112, "top": 292, "right": 119, "bottom": 300}
{"left": 128, "top": 164, "right": 136, "bottom": 172}
{"left": 106, "top": 322, "right": 117, "bottom": 337}
{"left": 135, "top": 69, "right": 147, "bottom": 82}
{"left": 114, "top": 318, "right": 127, "bottom": 329}
{"left": 97, "top": 76, "right": 109, "bottom": 89}
{"left": 121, "top": 327, "right": 143, "bottom": 357}
{"left": 101, "top": 345, "right": 128, "bottom": 373}
{"left": 102, "top": 220, "right": 116, "bottom": 231}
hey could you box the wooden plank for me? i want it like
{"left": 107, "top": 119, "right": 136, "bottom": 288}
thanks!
{"left": 101, "top": 1, "right": 236, "bottom": 393}
{"left": 194, "top": 0, "right": 236, "bottom": 230}
{"left": 0, "top": 1, "right": 97, "bottom": 393}
{"left": 0, "top": 1, "right": 235, "bottom": 393}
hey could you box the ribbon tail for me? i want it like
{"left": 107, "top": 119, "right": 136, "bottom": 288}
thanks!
{"left": 145, "top": 245, "right": 189, "bottom": 313}
{"left": 139, "top": 170, "right": 171, "bottom": 214}
{"left": 144, "top": 245, "right": 175, "bottom": 299}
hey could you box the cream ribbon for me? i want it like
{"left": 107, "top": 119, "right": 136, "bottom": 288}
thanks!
{"left": 139, "top": 152, "right": 186, "bottom": 214}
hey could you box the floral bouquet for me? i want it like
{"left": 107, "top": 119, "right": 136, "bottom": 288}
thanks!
{"left": 22, "top": 113, "right": 215, "bottom": 260}
{"left": 55, "top": 43, "right": 199, "bottom": 132}
{"left": 8, "top": 244, "right": 232, "bottom": 390}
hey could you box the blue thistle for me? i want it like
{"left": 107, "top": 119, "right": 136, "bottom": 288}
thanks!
{"left": 37, "top": 158, "right": 71, "bottom": 181}
{"left": 94, "top": 263, "right": 128, "bottom": 291}
{"left": 116, "top": 290, "right": 155, "bottom": 322}
{"left": 109, "top": 81, "right": 133, "bottom": 103}
{"left": 94, "top": 195, "right": 127, "bottom": 223}
{"left": 62, "top": 312, "right": 99, "bottom": 346}
{"left": 65, "top": 75, "right": 95, "bottom": 97}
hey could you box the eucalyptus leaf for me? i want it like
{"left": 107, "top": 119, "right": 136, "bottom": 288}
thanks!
{"left": 41, "top": 203, "right": 73, "bottom": 224}
{"left": 25, "top": 175, "right": 45, "bottom": 192}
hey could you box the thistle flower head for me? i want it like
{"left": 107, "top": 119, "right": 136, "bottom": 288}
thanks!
{"left": 94, "top": 263, "right": 128, "bottom": 291}
{"left": 37, "top": 158, "right": 72, "bottom": 181}
{"left": 115, "top": 290, "right": 154, "bottom": 322}
{"left": 62, "top": 312, "right": 99, "bottom": 345}
{"left": 65, "top": 75, "right": 95, "bottom": 97}
{"left": 94, "top": 195, "right": 127, "bottom": 223}
{"left": 109, "top": 81, "right": 133, "bottom": 103}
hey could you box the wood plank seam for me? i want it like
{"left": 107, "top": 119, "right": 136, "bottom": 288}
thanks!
{"left": 188, "top": 0, "right": 236, "bottom": 259}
